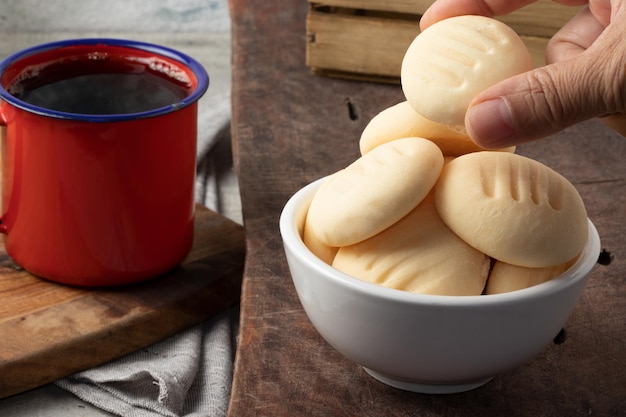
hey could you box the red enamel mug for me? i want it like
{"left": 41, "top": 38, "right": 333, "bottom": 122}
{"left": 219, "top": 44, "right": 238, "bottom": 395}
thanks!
{"left": 0, "top": 39, "right": 209, "bottom": 286}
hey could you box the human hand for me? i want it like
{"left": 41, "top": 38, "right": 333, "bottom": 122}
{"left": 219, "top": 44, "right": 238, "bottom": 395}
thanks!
{"left": 420, "top": 0, "right": 626, "bottom": 147}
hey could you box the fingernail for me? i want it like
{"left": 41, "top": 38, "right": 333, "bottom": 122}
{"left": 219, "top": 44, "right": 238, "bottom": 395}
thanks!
{"left": 467, "top": 98, "right": 516, "bottom": 147}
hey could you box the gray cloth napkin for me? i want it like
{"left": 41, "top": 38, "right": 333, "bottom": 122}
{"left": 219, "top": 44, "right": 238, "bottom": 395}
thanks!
{"left": 57, "top": 305, "right": 239, "bottom": 417}
{"left": 195, "top": 92, "right": 242, "bottom": 224}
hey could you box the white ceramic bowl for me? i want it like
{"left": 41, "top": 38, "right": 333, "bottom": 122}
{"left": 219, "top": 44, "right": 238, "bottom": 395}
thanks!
{"left": 280, "top": 177, "right": 601, "bottom": 394}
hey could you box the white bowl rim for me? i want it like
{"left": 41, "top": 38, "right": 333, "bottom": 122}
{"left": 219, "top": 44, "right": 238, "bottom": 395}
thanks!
{"left": 279, "top": 176, "right": 601, "bottom": 307}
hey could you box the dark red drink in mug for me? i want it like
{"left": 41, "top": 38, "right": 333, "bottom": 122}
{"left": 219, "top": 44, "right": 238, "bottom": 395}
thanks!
{"left": 0, "top": 38, "right": 209, "bottom": 286}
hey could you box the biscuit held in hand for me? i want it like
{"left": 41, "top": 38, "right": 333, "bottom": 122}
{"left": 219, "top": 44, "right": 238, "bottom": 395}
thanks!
{"left": 434, "top": 152, "right": 588, "bottom": 268}
{"left": 401, "top": 15, "right": 533, "bottom": 127}
{"left": 306, "top": 137, "right": 444, "bottom": 247}
{"left": 359, "top": 101, "right": 515, "bottom": 156}
{"left": 332, "top": 193, "right": 490, "bottom": 296}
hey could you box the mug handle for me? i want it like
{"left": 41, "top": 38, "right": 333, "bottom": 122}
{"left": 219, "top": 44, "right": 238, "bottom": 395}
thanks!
{"left": 0, "top": 105, "right": 7, "bottom": 234}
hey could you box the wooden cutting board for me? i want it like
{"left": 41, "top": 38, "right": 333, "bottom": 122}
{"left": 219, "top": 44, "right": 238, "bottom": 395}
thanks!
{"left": 0, "top": 204, "right": 245, "bottom": 399}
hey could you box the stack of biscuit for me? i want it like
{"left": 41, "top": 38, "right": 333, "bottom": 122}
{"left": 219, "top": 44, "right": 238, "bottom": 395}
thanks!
{"left": 303, "top": 16, "right": 588, "bottom": 295}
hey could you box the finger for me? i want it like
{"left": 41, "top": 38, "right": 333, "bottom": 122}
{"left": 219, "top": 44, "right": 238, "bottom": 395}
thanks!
{"left": 595, "top": 0, "right": 626, "bottom": 136}
{"left": 420, "top": 0, "right": 535, "bottom": 29}
{"left": 465, "top": 48, "right": 624, "bottom": 147}
{"left": 546, "top": 6, "right": 606, "bottom": 64}
{"left": 588, "top": 0, "right": 613, "bottom": 26}
{"left": 465, "top": 0, "right": 626, "bottom": 147}
{"left": 421, "top": 0, "right": 591, "bottom": 30}
{"left": 602, "top": 113, "right": 626, "bottom": 136}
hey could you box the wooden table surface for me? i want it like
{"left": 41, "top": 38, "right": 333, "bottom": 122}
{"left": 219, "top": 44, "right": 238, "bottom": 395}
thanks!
{"left": 227, "top": 1, "right": 626, "bottom": 416}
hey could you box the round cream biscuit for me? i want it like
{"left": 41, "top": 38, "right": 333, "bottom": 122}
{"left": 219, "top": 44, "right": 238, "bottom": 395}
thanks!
{"left": 332, "top": 193, "right": 490, "bottom": 296}
{"left": 485, "top": 257, "right": 578, "bottom": 295}
{"left": 434, "top": 152, "right": 588, "bottom": 268}
{"left": 359, "top": 101, "right": 516, "bottom": 156}
{"left": 303, "top": 215, "right": 339, "bottom": 265}
{"left": 306, "top": 137, "right": 444, "bottom": 247}
{"left": 401, "top": 15, "right": 533, "bottom": 127}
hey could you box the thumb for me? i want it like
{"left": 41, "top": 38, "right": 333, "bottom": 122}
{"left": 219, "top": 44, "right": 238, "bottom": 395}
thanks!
{"left": 602, "top": 113, "right": 626, "bottom": 136}
{"left": 465, "top": 37, "right": 626, "bottom": 147}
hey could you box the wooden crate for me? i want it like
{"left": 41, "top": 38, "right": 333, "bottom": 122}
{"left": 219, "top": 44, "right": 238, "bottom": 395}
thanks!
{"left": 306, "top": 0, "right": 581, "bottom": 83}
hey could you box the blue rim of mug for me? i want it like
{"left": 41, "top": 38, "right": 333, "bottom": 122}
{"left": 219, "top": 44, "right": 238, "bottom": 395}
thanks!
{"left": 0, "top": 38, "right": 209, "bottom": 122}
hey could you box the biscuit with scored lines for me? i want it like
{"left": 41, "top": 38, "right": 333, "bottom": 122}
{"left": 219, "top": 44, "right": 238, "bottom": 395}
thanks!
{"left": 306, "top": 137, "right": 444, "bottom": 247}
{"left": 332, "top": 192, "right": 490, "bottom": 296}
{"left": 434, "top": 152, "right": 588, "bottom": 267}
{"left": 401, "top": 15, "right": 533, "bottom": 127}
